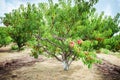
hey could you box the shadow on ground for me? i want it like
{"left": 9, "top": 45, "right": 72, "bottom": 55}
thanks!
{"left": 0, "top": 48, "right": 11, "bottom": 53}
{"left": 96, "top": 59, "right": 120, "bottom": 80}
{"left": 0, "top": 57, "right": 44, "bottom": 80}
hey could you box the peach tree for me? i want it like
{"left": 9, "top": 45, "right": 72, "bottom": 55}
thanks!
{"left": 1, "top": 3, "right": 40, "bottom": 50}
{"left": 31, "top": 0, "right": 100, "bottom": 70}
{"left": 88, "top": 13, "right": 120, "bottom": 51}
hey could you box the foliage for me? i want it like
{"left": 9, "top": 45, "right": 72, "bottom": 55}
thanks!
{"left": 100, "top": 48, "right": 110, "bottom": 54}
{"left": 0, "top": 27, "right": 12, "bottom": 47}
{"left": 1, "top": 3, "right": 40, "bottom": 50}
{"left": 103, "top": 34, "right": 120, "bottom": 51}
{"left": 78, "top": 12, "right": 120, "bottom": 50}
{"left": 11, "top": 44, "right": 19, "bottom": 50}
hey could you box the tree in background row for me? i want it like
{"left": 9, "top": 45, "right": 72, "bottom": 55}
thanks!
{"left": 1, "top": 3, "right": 40, "bottom": 50}
{"left": 79, "top": 12, "right": 120, "bottom": 51}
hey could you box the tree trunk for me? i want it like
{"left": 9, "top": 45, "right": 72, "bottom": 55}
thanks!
{"left": 17, "top": 42, "right": 22, "bottom": 51}
{"left": 63, "top": 60, "right": 69, "bottom": 71}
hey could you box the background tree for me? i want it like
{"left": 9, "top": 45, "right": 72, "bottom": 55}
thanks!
{"left": 1, "top": 3, "right": 41, "bottom": 50}
{"left": 78, "top": 12, "right": 120, "bottom": 50}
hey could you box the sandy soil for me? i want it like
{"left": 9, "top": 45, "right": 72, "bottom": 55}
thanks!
{"left": 97, "top": 54, "right": 120, "bottom": 66}
{"left": 0, "top": 47, "right": 120, "bottom": 80}
{"left": 1, "top": 59, "right": 103, "bottom": 80}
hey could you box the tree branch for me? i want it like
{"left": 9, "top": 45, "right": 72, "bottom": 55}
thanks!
{"left": 68, "top": 55, "right": 76, "bottom": 66}
{"left": 41, "top": 38, "right": 58, "bottom": 47}
{"left": 53, "top": 35, "right": 65, "bottom": 41}
{"left": 38, "top": 44, "right": 63, "bottom": 62}
{"left": 52, "top": 54, "right": 62, "bottom": 62}
{"left": 67, "top": 47, "right": 73, "bottom": 57}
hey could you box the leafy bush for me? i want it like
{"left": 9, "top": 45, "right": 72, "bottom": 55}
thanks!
{"left": 11, "top": 45, "right": 19, "bottom": 50}
{"left": 100, "top": 48, "right": 110, "bottom": 54}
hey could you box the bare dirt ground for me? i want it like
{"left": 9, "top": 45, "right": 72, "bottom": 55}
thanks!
{"left": 0, "top": 46, "right": 120, "bottom": 80}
